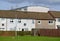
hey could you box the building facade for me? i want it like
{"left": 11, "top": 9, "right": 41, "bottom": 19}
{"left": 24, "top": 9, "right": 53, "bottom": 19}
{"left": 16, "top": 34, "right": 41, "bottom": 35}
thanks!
{"left": 0, "top": 18, "right": 35, "bottom": 31}
{"left": 0, "top": 10, "right": 60, "bottom": 31}
{"left": 49, "top": 11, "right": 60, "bottom": 29}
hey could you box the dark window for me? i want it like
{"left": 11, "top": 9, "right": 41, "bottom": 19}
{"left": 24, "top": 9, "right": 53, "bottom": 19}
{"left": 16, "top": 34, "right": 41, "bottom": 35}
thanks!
{"left": 2, "top": 24, "right": 4, "bottom": 26}
{"left": 49, "top": 20, "right": 53, "bottom": 23}
{"left": 58, "top": 18, "right": 60, "bottom": 22}
{"left": 24, "top": 23, "right": 26, "bottom": 26}
{"left": 18, "top": 20, "right": 21, "bottom": 23}
{"left": 10, "top": 21, "right": 13, "bottom": 22}
{"left": 10, "top": 19, "right": 14, "bottom": 23}
{"left": 22, "top": 29, "right": 24, "bottom": 31}
{"left": 32, "top": 20, "right": 34, "bottom": 24}
{"left": 38, "top": 21, "right": 40, "bottom": 23}
{"left": 57, "top": 25, "right": 60, "bottom": 29}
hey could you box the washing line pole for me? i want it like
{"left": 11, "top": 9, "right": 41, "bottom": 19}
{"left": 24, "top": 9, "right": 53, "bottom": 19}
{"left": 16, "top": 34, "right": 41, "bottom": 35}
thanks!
{"left": 15, "top": 11, "right": 17, "bottom": 37}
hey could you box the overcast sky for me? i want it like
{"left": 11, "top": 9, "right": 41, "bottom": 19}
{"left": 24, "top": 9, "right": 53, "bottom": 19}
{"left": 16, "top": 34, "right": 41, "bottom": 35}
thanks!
{"left": 0, "top": 0, "right": 60, "bottom": 11}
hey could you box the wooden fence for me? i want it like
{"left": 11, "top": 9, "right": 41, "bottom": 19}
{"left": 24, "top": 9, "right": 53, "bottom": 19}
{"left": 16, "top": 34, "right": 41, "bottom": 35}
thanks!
{"left": 0, "top": 29, "right": 60, "bottom": 37}
{"left": 0, "top": 31, "right": 31, "bottom": 36}
{"left": 32, "top": 29, "right": 60, "bottom": 37}
{"left": 0, "top": 31, "right": 15, "bottom": 36}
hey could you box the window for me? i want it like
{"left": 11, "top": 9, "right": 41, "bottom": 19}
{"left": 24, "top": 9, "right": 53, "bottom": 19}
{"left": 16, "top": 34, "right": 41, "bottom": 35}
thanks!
{"left": 10, "top": 21, "right": 13, "bottom": 22}
{"left": 18, "top": 20, "right": 21, "bottom": 23}
{"left": 32, "top": 20, "right": 34, "bottom": 24}
{"left": 38, "top": 21, "right": 40, "bottom": 24}
{"left": 21, "top": 28, "right": 28, "bottom": 31}
{"left": 49, "top": 20, "right": 53, "bottom": 23}
{"left": 1, "top": 18, "right": 5, "bottom": 20}
{"left": 2, "top": 24, "right": 4, "bottom": 26}
{"left": 58, "top": 18, "right": 60, "bottom": 22}
{"left": 57, "top": 25, "right": 60, "bottom": 29}
{"left": 22, "top": 29, "right": 24, "bottom": 31}
{"left": 24, "top": 23, "right": 26, "bottom": 26}
{"left": 10, "top": 19, "right": 14, "bottom": 23}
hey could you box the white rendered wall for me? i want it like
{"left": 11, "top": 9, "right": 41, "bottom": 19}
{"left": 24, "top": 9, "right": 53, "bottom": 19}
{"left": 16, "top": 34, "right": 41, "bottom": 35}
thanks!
{"left": 0, "top": 18, "right": 35, "bottom": 31}
{"left": 55, "top": 18, "right": 60, "bottom": 25}
{"left": 7, "top": 19, "right": 17, "bottom": 31}
{"left": 55, "top": 18, "right": 60, "bottom": 29}
{"left": 0, "top": 18, "right": 6, "bottom": 31}
{"left": 17, "top": 19, "right": 35, "bottom": 31}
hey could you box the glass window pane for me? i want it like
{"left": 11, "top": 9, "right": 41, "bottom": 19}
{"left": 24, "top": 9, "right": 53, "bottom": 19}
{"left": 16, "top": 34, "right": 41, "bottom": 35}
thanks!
{"left": 10, "top": 19, "right": 14, "bottom": 23}
{"left": 38, "top": 21, "right": 40, "bottom": 23}
{"left": 49, "top": 20, "right": 53, "bottom": 23}
{"left": 24, "top": 23, "right": 26, "bottom": 26}
{"left": 32, "top": 20, "right": 34, "bottom": 24}
{"left": 58, "top": 18, "right": 60, "bottom": 22}
{"left": 2, "top": 24, "right": 4, "bottom": 26}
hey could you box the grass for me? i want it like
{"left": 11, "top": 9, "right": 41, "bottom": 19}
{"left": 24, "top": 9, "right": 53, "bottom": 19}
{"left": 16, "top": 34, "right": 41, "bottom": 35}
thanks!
{"left": 0, "top": 35, "right": 60, "bottom": 41}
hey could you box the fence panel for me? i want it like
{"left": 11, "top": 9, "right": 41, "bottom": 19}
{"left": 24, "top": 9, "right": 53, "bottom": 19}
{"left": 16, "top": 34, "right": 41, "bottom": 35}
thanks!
{"left": 32, "top": 29, "right": 60, "bottom": 37}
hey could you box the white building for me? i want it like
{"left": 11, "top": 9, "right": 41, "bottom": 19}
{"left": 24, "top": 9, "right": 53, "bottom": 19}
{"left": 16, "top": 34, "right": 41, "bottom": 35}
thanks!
{"left": 14, "top": 5, "right": 49, "bottom": 13}
{"left": 0, "top": 18, "right": 35, "bottom": 31}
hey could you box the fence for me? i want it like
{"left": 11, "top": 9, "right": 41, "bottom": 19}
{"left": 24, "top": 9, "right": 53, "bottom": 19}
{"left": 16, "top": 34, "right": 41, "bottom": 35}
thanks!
{"left": 0, "top": 29, "right": 60, "bottom": 37}
{"left": 0, "top": 31, "right": 15, "bottom": 36}
{"left": 32, "top": 29, "right": 60, "bottom": 37}
{"left": 0, "top": 31, "right": 31, "bottom": 36}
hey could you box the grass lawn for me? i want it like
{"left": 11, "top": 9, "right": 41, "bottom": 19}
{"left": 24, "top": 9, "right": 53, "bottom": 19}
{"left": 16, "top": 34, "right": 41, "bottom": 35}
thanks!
{"left": 0, "top": 35, "right": 60, "bottom": 41}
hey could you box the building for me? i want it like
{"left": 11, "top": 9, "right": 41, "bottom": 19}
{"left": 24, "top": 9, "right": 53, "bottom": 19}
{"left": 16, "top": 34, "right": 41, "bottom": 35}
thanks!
{"left": 0, "top": 10, "right": 60, "bottom": 31}
{"left": 13, "top": 5, "right": 49, "bottom": 13}
{"left": 49, "top": 11, "right": 60, "bottom": 29}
